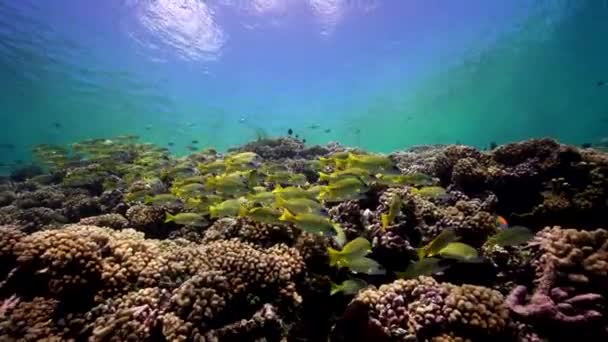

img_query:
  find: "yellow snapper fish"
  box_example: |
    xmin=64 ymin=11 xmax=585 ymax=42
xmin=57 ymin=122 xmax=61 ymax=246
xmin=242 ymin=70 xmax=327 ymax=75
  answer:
xmin=486 ymin=226 xmax=533 ymax=247
xmin=172 ymin=175 xmax=211 ymax=187
xmin=247 ymin=191 xmax=276 ymax=205
xmin=397 ymin=257 xmax=451 ymax=279
xmin=305 ymin=185 xmax=324 ymax=198
xmin=266 ymin=172 xmax=308 ymax=186
xmin=417 ymin=229 xmax=459 ymax=260
xmin=278 ymin=209 xmax=336 ymax=237
xmin=318 ymin=167 xmax=371 ymax=182
xmin=197 ymin=160 xmax=227 ymax=174
xmin=275 ymin=195 xmax=323 ymax=214
xmin=239 ymin=206 xmax=283 ymax=225
xmin=164 ymin=212 xmax=207 ymax=227
xmin=207 ymin=172 xmax=253 ymax=195
xmin=330 ymin=278 xmax=368 ymax=296
xmin=336 ymin=153 xmax=394 ymax=173
xmin=225 ymin=152 xmax=260 ymax=171
xmin=185 ymin=195 xmax=222 ymax=213
xmin=375 ymin=172 xmax=434 ymax=187
xmin=412 ymin=186 xmax=447 ymax=199
xmin=319 ymin=152 xmax=349 ymax=167
xmin=226 ymin=152 xmax=259 ymax=164
xmin=144 ymin=193 xmax=180 ymax=206
xmin=209 ymin=198 xmax=247 ymax=218
xmin=272 ymin=184 xmax=317 ymax=200
xmin=381 ymin=194 xmax=402 ymax=230
xmin=437 ymin=242 xmax=479 ymax=261
xmin=318 ymin=176 xmax=369 ymax=202
xmin=172 ymin=182 xmax=207 ymax=198
xmin=327 ymin=237 xmax=385 ymax=275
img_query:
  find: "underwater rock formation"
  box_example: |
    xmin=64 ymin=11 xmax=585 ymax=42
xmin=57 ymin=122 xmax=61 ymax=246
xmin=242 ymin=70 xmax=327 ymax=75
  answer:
xmin=0 ymin=136 xmax=607 ymax=341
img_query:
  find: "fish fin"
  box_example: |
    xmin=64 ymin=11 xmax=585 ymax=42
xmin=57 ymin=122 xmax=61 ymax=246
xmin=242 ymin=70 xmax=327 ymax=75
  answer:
xmin=272 ymin=184 xmax=284 ymax=193
xmin=330 ymin=282 xmax=341 ymax=296
xmin=333 ymin=224 xmax=346 ymax=248
xmin=278 ymin=208 xmax=295 ymax=222
xmin=381 ymin=214 xmax=390 ymax=230
xmin=164 ymin=212 xmax=175 ymax=223
xmin=318 ymin=172 xmax=330 ymax=182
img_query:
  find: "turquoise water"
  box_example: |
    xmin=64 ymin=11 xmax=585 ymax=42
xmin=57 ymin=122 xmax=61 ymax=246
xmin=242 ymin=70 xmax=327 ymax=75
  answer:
xmin=1 ymin=0 xmax=607 ymax=171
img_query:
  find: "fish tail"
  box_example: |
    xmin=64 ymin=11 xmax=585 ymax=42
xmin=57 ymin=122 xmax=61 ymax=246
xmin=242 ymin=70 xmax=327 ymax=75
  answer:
xmin=381 ymin=214 xmax=390 ymax=230
xmin=318 ymin=172 xmax=330 ymax=182
xmin=318 ymin=186 xmax=330 ymax=200
xmin=209 ymin=205 xmax=218 ymax=218
xmin=272 ymin=184 xmax=284 ymax=193
xmin=164 ymin=212 xmax=175 ymax=223
xmin=327 ymin=246 xmax=342 ymax=267
xmin=278 ymin=208 xmax=295 ymax=222
xmin=416 ymin=247 xmax=427 ymax=260
xmin=144 ymin=195 xmax=153 ymax=204
xmin=329 ymin=281 xmax=341 ymax=296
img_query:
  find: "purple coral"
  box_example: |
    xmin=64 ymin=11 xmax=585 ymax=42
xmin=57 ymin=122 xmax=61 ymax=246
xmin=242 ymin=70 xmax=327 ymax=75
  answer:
xmin=507 ymin=262 xmax=604 ymax=325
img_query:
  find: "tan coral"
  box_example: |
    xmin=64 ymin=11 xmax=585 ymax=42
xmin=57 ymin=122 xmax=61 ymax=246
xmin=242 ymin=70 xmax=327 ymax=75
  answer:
xmin=351 ymin=277 xmax=510 ymax=340
xmin=536 ymin=226 xmax=608 ymax=284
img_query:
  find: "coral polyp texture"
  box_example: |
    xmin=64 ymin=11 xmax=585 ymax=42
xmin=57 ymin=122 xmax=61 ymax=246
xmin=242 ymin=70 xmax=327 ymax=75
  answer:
xmin=1 ymin=137 xmax=607 ymax=341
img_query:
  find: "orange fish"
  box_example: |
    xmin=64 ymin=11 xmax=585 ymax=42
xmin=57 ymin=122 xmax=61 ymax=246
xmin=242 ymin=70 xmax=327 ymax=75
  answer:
xmin=496 ymin=215 xmax=508 ymax=229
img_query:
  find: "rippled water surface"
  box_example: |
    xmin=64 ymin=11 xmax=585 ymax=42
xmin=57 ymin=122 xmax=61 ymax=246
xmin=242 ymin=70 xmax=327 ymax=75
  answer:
xmin=1 ymin=0 xmax=607 ymax=170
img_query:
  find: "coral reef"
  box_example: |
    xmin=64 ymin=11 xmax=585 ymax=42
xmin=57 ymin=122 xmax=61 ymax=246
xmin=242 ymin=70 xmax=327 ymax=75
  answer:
xmin=0 ymin=136 xmax=607 ymax=341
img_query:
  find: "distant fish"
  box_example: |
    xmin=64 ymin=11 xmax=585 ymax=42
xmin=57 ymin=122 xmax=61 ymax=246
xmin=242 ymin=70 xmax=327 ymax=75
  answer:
xmin=239 ymin=117 xmax=246 ymax=123
xmin=191 ymin=140 xmax=199 ymax=144
xmin=303 ymin=138 xmax=306 ymax=143
xmin=288 ymin=128 xmax=293 ymax=135
xmin=598 ymin=80 xmax=605 ymax=87
xmin=496 ymin=215 xmax=509 ymax=229
xmin=581 ymin=143 xmax=592 ymax=148
xmin=186 ymin=145 xmax=197 ymax=151
xmin=354 ymin=128 xmax=361 ymax=134
xmin=324 ymin=129 xmax=331 ymax=133
xmin=308 ymin=124 xmax=320 ymax=129
xmin=186 ymin=122 xmax=196 ymax=127
xmin=168 ymin=142 xmax=175 ymax=147
xmin=0 ymin=143 xmax=15 ymax=149
xmin=145 ymin=124 xmax=152 ymax=130
xmin=489 ymin=141 xmax=498 ymax=150
xmin=295 ymin=134 xmax=300 ymax=138
xmin=52 ymin=122 xmax=62 ymax=128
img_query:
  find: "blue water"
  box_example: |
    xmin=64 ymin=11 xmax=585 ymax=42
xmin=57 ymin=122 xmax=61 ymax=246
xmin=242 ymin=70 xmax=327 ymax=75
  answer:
xmin=1 ymin=0 xmax=607 ymax=172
